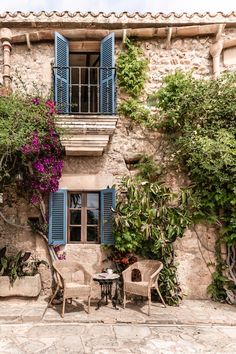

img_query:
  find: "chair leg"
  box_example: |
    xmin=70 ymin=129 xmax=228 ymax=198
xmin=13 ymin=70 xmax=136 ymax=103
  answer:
xmin=48 ymin=284 xmax=59 ymax=308
xmin=62 ymin=293 xmax=66 ymax=318
xmin=123 ymin=291 xmax=126 ymax=309
xmin=42 ymin=284 xmax=59 ymax=317
xmin=155 ymin=285 xmax=166 ymax=307
xmin=148 ymin=293 xmax=151 ymax=316
xmin=88 ymin=296 xmax=91 ymax=314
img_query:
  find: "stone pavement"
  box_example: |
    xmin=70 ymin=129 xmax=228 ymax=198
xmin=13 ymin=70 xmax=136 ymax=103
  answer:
xmin=0 ymin=322 xmax=236 ymax=353
xmin=0 ymin=297 xmax=236 ymax=326
xmin=0 ymin=299 xmax=236 ymax=353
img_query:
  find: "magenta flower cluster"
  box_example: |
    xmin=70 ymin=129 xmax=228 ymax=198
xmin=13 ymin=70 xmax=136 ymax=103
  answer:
xmin=21 ymin=99 xmax=63 ymax=205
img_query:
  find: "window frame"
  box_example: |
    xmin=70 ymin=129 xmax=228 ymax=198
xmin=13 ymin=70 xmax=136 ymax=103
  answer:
xmin=67 ymin=190 xmax=100 ymax=244
xmin=54 ymin=32 xmax=116 ymax=115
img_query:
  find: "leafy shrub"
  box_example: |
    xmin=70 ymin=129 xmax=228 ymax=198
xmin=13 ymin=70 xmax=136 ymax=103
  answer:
xmin=0 ymin=247 xmax=48 ymax=284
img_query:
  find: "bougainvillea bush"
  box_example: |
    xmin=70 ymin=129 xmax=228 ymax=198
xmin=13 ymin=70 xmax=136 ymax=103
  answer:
xmin=0 ymin=94 xmax=64 ymax=205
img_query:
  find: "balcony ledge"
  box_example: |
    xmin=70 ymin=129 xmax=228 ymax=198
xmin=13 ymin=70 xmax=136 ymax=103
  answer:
xmin=56 ymin=114 xmax=118 ymax=156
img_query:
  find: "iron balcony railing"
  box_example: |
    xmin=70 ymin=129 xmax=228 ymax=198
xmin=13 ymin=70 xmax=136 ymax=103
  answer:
xmin=53 ymin=66 xmax=116 ymax=115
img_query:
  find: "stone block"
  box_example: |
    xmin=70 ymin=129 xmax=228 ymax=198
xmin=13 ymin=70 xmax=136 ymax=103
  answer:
xmin=0 ymin=274 xmax=41 ymax=297
xmin=223 ymin=47 xmax=236 ymax=66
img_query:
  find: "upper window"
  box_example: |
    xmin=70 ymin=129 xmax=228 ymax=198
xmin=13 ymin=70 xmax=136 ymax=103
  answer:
xmin=54 ymin=32 xmax=116 ymax=115
xmin=48 ymin=188 xmax=115 ymax=246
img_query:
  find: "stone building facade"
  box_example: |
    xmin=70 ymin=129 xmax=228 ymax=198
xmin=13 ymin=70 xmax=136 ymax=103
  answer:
xmin=0 ymin=11 xmax=236 ymax=298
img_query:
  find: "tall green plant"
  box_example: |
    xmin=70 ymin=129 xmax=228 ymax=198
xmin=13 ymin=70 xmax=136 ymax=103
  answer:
xmin=113 ymin=157 xmax=192 ymax=305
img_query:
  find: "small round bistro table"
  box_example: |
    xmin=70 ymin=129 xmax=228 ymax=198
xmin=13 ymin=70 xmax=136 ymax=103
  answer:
xmin=93 ymin=273 xmax=120 ymax=310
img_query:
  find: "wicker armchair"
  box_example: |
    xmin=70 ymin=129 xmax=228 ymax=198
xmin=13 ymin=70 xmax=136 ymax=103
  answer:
xmin=122 ymin=260 xmax=166 ymax=316
xmin=48 ymin=261 xmax=92 ymax=317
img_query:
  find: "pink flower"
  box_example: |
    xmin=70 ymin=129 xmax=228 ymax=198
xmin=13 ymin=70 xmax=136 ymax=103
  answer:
xmin=32 ymin=98 xmax=40 ymax=106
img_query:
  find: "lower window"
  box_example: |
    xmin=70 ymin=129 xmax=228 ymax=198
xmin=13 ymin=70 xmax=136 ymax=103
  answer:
xmin=68 ymin=192 xmax=99 ymax=244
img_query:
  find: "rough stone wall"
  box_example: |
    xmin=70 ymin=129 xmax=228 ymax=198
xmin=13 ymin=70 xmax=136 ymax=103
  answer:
xmin=1 ymin=26 xmax=236 ymax=299
xmin=0 ymin=194 xmax=52 ymax=294
xmin=11 ymin=42 xmax=53 ymax=95
xmin=0 ymin=43 xmax=3 ymax=85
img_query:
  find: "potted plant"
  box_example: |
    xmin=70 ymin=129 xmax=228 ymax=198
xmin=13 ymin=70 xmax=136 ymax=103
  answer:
xmin=0 ymin=247 xmax=48 ymax=297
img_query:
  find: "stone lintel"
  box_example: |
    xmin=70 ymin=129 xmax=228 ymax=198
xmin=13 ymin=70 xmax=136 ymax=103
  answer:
xmin=59 ymin=173 xmax=114 ymax=190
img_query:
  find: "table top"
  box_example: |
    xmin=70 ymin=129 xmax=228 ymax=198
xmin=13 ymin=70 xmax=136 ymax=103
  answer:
xmin=93 ymin=273 xmax=120 ymax=281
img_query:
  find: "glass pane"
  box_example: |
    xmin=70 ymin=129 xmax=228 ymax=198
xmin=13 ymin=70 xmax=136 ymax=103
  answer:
xmin=70 ymin=227 xmax=81 ymax=242
xmin=70 ymin=210 xmax=81 ymax=225
xmin=87 ymin=210 xmax=99 ymax=225
xmin=70 ymin=194 xmax=81 ymax=208
xmin=87 ymin=226 xmax=98 ymax=242
xmin=87 ymin=193 xmax=99 ymax=208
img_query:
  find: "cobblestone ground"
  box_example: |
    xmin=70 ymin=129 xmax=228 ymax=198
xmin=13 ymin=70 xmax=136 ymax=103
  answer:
xmin=0 ymin=323 xmax=236 ymax=353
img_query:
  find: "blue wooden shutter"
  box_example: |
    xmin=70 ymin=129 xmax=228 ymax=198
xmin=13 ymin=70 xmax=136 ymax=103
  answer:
xmin=48 ymin=189 xmax=67 ymax=245
xmin=100 ymin=33 xmax=116 ymax=114
xmin=54 ymin=32 xmax=69 ymax=113
xmin=100 ymin=188 xmax=116 ymax=245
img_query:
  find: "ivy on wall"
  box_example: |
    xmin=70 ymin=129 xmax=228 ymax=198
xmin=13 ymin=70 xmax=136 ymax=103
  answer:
xmin=117 ymin=37 xmax=148 ymax=97
xmin=117 ymin=38 xmax=151 ymax=125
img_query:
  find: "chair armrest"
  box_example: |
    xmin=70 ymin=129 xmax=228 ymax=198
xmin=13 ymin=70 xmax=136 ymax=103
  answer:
xmin=83 ymin=270 xmax=92 ymax=285
xmin=54 ymin=269 xmax=65 ymax=288
xmin=149 ymin=263 xmax=163 ymax=286
xmin=150 ymin=263 xmax=163 ymax=279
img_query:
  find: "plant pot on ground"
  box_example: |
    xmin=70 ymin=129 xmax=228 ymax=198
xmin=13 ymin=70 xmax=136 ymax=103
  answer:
xmin=0 ymin=247 xmax=48 ymax=297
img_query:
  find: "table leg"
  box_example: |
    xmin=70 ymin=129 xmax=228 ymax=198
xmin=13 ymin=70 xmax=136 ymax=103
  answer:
xmin=112 ymin=279 xmax=119 ymax=310
xmin=96 ymin=282 xmax=106 ymax=310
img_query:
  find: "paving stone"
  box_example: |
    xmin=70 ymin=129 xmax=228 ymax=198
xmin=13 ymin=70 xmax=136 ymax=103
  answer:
xmin=55 ymin=335 xmax=84 ymax=353
xmin=20 ymin=338 xmax=50 ymax=353
xmin=114 ymin=325 xmax=151 ymax=339
xmin=83 ymin=335 xmax=118 ymax=350
xmin=27 ymin=324 xmax=86 ymax=337
xmin=93 ymin=350 xmax=133 ymax=354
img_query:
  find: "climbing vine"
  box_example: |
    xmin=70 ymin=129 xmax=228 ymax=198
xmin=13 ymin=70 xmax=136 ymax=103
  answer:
xmin=117 ymin=38 xmax=148 ymax=97
xmin=117 ymin=38 xmax=151 ymax=125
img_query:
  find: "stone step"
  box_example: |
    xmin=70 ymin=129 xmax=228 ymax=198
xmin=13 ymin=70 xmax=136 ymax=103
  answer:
xmin=65 ymin=146 xmax=104 ymax=156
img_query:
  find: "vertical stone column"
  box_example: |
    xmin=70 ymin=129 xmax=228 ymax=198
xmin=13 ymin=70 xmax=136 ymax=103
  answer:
xmin=210 ymin=40 xmax=223 ymax=78
xmin=209 ymin=24 xmax=225 ymax=78
xmin=0 ymin=28 xmax=12 ymax=89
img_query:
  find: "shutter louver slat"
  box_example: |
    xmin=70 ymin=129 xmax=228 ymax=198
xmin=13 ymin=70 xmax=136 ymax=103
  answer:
xmin=49 ymin=190 xmax=67 ymax=245
xmin=100 ymin=188 xmax=115 ymax=245
xmin=54 ymin=32 xmax=69 ymax=114
xmin=100 ymin=33 xmax=116 ymax=115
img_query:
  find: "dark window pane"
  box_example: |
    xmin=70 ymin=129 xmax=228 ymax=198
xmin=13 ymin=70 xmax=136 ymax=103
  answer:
xmin=70 ymin=210 xmax=81 ymax=225
xmin=70 ymin=194 xmax=81 ymax=208
xmin=70 ymin=227 xmax=81 ymax=242
xmin=87 ymin=227 xmax=98 ymax=242
xmin=87 ymin=193 xmax=99 ymax=208
xmin=87 ymin=210 xmax=99 ymax=225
